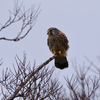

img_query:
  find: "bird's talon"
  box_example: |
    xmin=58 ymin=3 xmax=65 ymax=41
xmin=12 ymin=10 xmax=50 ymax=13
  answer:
xmin=58 ymin=51 xmax=61 ymax=56
xmin=54 ymin=51 xmax=56 ymax=56
xmin=54 ymin=51 xmax=61 ymax=56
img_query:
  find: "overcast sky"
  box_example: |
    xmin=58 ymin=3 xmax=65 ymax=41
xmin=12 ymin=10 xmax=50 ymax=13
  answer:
xmin=0 ymin=0 xmax=100 ymax=92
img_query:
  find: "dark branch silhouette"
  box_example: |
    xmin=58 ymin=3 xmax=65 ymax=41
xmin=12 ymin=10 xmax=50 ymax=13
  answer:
xmin=0 ymin=53 xmax=68 ymax=100
xmin=0 ymin=58 xmax=3 ymax=66
xmin=0 ymin=1 xmax=40 ymax=42
xmin=7 ymin=55 xmax=55 ymax=100
xmin=64 ymin=59 xmax=100 ymax=100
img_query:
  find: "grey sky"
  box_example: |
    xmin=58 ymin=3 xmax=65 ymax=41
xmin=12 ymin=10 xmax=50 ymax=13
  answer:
xmin=0 ymin=0 xmax=100 ymax=92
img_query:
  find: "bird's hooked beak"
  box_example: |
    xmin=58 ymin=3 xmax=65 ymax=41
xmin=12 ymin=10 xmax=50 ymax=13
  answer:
xmin=47 ymin=30 xmax=50 ymax=35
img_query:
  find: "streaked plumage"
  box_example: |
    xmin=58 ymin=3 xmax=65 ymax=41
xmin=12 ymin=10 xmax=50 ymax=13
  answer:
xmin=47 ymin=27 xmax=69 ymax=69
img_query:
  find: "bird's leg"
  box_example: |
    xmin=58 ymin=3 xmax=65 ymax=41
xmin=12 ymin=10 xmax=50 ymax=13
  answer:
xmin=54 ymin=51 xmax=61 ymax=56
xmin=54 ymin=51 xmax=57 ymax=56
xmin=58 ymin=51 xmax=61 ymax=56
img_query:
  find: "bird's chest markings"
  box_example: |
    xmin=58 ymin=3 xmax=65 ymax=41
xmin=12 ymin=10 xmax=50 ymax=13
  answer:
xmin=52 ymin=39 xmax=59 ymax=47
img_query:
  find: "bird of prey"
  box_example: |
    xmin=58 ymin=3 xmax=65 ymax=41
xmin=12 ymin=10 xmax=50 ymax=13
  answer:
xmin=47 ymin=27 xmax=69 ymax=69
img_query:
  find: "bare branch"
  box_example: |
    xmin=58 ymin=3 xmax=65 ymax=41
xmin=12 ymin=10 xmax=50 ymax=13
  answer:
xmin=0 ymin=53 xmax=68 ymax=99
xmin=65 ymin=75 xmax=79 ymax=100
xmin=0 ymin=58 xmax=3 ymax=66
xmin=65 ymin=59 xmax=100 ymax=100
xmin=0 ymin=1 xmax=41 ymax=42
xmin=85 ymin=57 xmax=100 ymax=73
xmin=0 ymin=52 xmax=62 ymax=100
xmin=85 ymin=76 xmax=100 ymax=100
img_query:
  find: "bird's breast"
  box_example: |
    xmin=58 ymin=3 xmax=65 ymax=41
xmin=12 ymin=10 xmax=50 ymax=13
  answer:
xmin=48 ymin=36 xmax=66 ymax=56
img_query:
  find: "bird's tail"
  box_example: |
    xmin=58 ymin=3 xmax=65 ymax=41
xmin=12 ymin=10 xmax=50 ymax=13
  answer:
xmin=55 ymin=56 xmax=68 ymax=69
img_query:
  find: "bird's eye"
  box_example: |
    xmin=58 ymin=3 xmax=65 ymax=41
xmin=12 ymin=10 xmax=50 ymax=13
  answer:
xmin=50 ymin=30 xmax=53 ymax=35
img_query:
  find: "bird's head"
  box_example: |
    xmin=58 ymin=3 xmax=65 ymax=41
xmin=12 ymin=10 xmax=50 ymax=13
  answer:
xmin=47 ymin=27 xmax=59 ymax=36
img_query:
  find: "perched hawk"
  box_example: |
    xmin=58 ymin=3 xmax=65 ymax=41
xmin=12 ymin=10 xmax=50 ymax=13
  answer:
xmin=47 ymin=27 xmax=69 ymax=69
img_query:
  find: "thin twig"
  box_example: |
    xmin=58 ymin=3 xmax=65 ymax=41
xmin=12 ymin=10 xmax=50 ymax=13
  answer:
xmin=7 ymin=55 xmax=56 ymax=100
xmin=0 ymin=1 xmax=41 ymax=42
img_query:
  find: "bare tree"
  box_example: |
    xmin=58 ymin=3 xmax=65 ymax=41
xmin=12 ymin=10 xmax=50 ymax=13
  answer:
xmin=64 ymin=60 xmax=100 ymax=100
xmin=0 ymin=53 xmax=68 ymax=100
xmin=0 ymin=1 xmax=40 ymax=41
